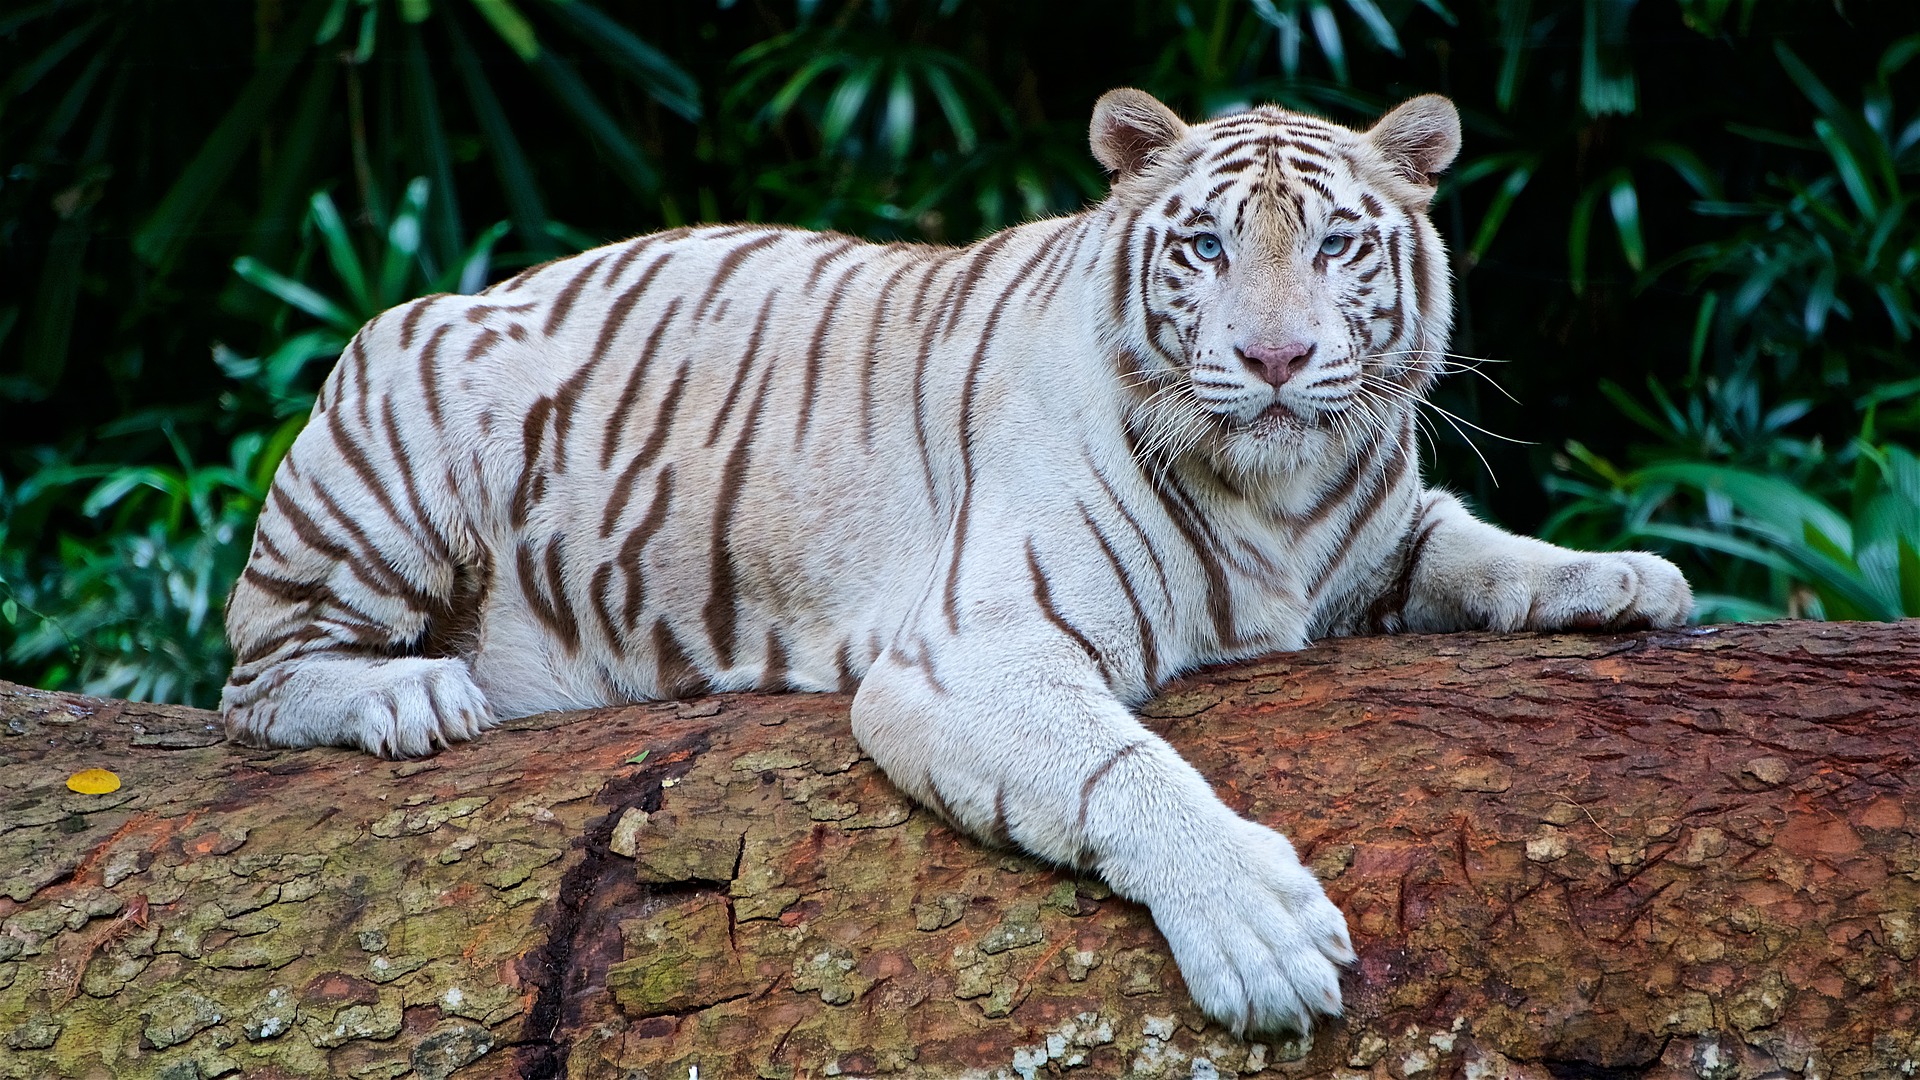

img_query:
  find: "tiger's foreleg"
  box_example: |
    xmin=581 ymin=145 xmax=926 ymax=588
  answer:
xmin=851 ymin=617 xmax=1354 ymax=1036
xmin=1390 ymin=490 xmax=1694 ymax=632
xmin=221 ymin=314 xmax=497 ymax=758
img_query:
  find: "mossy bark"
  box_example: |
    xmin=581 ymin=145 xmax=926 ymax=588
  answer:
xmin=2 ymin=621 xmax=1917 ymax=1079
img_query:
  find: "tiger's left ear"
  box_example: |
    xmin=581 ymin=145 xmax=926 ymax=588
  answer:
xmin=1090 ymin=88 xmax=1189 ymax=179
xmin=1367 ymin=95 xmax=1461 ymax=198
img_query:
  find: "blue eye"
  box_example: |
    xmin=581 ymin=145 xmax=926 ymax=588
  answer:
xmin=1320 ymin=233 xmax=1352 ymax=258
xmin=1192 ymin=233 xmax=1222 ymax=260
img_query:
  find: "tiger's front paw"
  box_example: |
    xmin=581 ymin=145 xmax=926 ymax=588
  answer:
xmin=1146 ymin=817 xmax=1354 ymax=1036
xmin=224 ymin=656 xmax=495 ymax=758
xmin=1519 ymin=550 xmax=1693 ymax=632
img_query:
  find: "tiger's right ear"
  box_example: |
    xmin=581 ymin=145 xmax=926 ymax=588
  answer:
xmin=1090 ymin=89 xmax=1188 ymax=179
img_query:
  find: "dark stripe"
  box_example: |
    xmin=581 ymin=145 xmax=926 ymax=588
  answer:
xmin=860 ymin=261 xmax=916 ymax=448
xmin=801 ymin=237 xmax=861 ymax=292
xmin=509 ymin=397 xmax=554 ymax=530
xmin=1078 ymin=504 xmax=1159 ymax=685
xmin=399 ymin=294 xmax=447 ymax=349
xmin=418 ymin=324 xmax=453 ymax=429
xmin=618 ymin=466 xmax=676 ymax=628
xmin=1308 ymin=426 xmax=1416 ymax=603
xmin=1139 ymin=459 xmax=1239 ymax=650
xmin=603 ymin=227 xmax=691 ymax=284
xmin=600 ymin=362 xmax=691 ymax=538
xmin=1086 ymin=450 xmax=1172 ymax=605
xmin=542 ymin=253 xmax=609 ymax=337
xmin=693 ymin=233 xmax=784 ymax=321
xmin=514 ymin=537 xmax=581 ymax=651
xmin=1078 ymin=741 xmax=1146 ymax=832
xmin=761 ymin=627 xmax=790 ymax=689
xmin=706 ymin=292 xmax=777 ymax=448
xmin=702 ymin=363 xmax=779 ymax=667
xmin=599 ymin=297 xmax=685 ymax=469
xmin=1108 ymin=211 xmax=1140 ymax=323
xmin=941 ymin=238 xmax=1057 ymax=631
xmin=1367 ymin=496 xmax=1441 ymax=632
xmin=490 ymin=258 xmax=558 ymax=294
xmin=940 ymin=230 xmax=1016 ymax=338
xmin=1026 ymin=540 xmax=1107 ymax=682
xmin=988 ymin=787 xmax=1013 ymax=848
xmin=651 ymin=619 xmax=702 ymax=696
xmin=464 ymin=328 xmax=502 ymax=363
xmin=796 ymin=260 xmax=862 ymax=447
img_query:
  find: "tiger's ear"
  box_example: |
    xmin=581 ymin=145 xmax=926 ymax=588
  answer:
xmin=1367 ymin=94 xmax=1461 ymax=196
xmin=1090 ymin=88 xmax=1188 ymax=179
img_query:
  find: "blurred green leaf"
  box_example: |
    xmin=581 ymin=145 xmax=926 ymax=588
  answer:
xmin=233 ymin=256 xmax=363 ymax=333
xmin=1608 ymin=172 xmax=1645 ymax=272
xmin=471 ymin=0 xmax=539 ymax=60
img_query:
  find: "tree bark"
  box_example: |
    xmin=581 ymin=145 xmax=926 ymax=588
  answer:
xmin=1 ymin=620 xmax=1916 ymax=1080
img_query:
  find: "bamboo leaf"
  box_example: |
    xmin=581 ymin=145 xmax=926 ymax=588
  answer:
xmin=883 ymin=67 xmax=917 ymax=160
xmin=1308 ymin=2 xmax=1348 ymax=84
xmin=0 ymin=15 xmax=106 ymax=111
xmin=765 ymin=54 xmax=841 ymax=126
xmin=1494 ymin=0 xmax=1530 ymax=112
xmin=437 ymin=220 xmax=513 ymax=295
xmin=533 ymin=50 xmax=659 ymax=196
xmin=448 ymin=15 xmax=554 ymax=257
xmin=1567 ymin=181 xmax=1603 ymax=293
xmin=1608 ymin=172 xmax=1645 ymax=272
xmin=919 ymin=65 xmax=976 ymax=153
xmin=819 ymin=60 xmax=880 ymax=153
xmin=316 ymin=0 xmax=350 ymax=43
xmin=1414 ymin=0 xmax=1459 ymax=27
xmin=379 ymin=178 xmax=431 ymax=306
xmin=1469 ymin=163 xmax=1534 ymax=262
xmin=546 ymin=1 xmax=703 ymax=122
xmin=402 ymin=24 xmax=463 ymax=275
xmin=1773 ymin=40 xmax=1849 ymax=127
xmin=134 ymin=0 xmax=323 ymax=269
xmin=1341 ymin=0 xmax=1402 ymax=56
xmin=1813 ymin=118 xmax=1879 ymax=218
xmin=470 ymin=0 xmax=539 ymax=60
xmin=1635 ymin=462 xmax=1853 ymax=553
xmin=233 ymin=256 xmax=363 ymax=333
xmin=1579 ymin=0 xmax=1637 ymax=116
xmin=82 ymin=469 xmax=183 ymax=518
xmin=1644 ymin=141 xmax=1722 ymax=200
xmin=307 ymin=192 xmax=373 ymax=314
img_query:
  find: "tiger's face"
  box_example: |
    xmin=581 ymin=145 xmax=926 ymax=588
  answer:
xmin=1092 ymin=90 xmax=1460 ymax=468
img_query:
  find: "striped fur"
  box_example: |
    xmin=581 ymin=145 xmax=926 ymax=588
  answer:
xmin=222 ymin=90 xmax=1691 ymax=1034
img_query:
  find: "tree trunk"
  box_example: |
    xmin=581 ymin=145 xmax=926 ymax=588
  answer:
xmin=2 ymin=620 xmax=1916 ymax=1080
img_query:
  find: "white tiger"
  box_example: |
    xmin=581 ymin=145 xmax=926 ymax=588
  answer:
xmin=222 ymin=88 xmax=1692 ymax=1034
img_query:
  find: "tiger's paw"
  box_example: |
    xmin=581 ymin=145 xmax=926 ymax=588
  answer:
xmin=1518 ymin=550 xmax=1694 ymax=632
xmin=1147 ymin=817 xmax=1354 ymax=1036
xmin=224 ymin=656 xmax=495 ymax=758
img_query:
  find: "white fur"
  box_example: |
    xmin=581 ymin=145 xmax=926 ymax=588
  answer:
xmin=222 ymin=90 xmax=1691 ymax=1036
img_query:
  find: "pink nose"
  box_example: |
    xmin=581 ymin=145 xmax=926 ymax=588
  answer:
xmin=1237 ymin=342 xmax=1315 ymax=388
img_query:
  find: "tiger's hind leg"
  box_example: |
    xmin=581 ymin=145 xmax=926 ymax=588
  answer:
xmin=222 ymin=304 xmax=501 ymax=758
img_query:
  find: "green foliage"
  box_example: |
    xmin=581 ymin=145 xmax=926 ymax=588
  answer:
xmin=1542 ymin=34 xmax=1920 ymax=622
xmin=5 ymin=2 xmax=1920 ymax=703
xmin=0 ymin=179 xmax=511 ymax=704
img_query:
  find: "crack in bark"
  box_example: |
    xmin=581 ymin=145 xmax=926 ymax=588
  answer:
xmin=515 ymin=731 xmax=708 ymax=1079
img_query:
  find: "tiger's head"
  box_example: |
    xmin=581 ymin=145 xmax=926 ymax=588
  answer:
xmin=1090 ymin=88 xmax=1460 ymax=474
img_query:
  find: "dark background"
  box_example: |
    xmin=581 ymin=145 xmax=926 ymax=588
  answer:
xmin=3 ymin=0 xmax=1916 ymax=704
